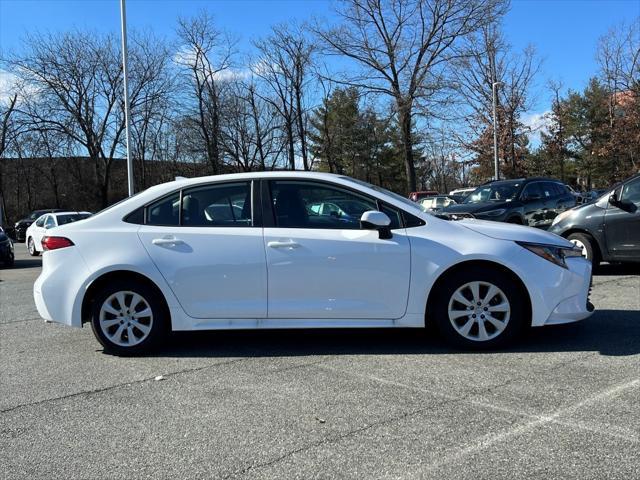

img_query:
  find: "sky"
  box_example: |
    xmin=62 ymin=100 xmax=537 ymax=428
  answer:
xmin=1 ymin=0 xmax=639 ymax=126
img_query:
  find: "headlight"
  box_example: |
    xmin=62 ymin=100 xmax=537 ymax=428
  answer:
xmin=516 ymin=241 xmax=583 ymax=269
xmin=481 ymin=208 xmax=506 ymax=217
xmin=552 ymin=209 xmax=573 ymax=226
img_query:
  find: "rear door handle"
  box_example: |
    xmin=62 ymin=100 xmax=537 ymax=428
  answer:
xmin=267 ymin=240 xmax=300 ymax=249
xmin=152 ymin=236 xmax=184 ymax=247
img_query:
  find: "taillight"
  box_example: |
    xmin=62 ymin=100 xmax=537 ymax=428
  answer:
xmin=42 ymin=236 xmax=75 ymax=251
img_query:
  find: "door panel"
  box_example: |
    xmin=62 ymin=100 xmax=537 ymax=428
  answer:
xmin=138 ymin=181 xmax=267 ymax=319
xmin=264 ymin=227 xmax=411 ymax=319
xmin=521 ymin=183 xmax=545 ymax=227
xmin=138 ymin=226 xmax=267 ymax=318
xmin=264 ymin=180 xmax=411 ymax=319
xmin=605 ymin=178 xmax=640 ymax=259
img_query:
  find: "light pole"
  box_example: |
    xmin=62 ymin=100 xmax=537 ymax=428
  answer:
xmin=120 ymin=0 xmax=134 ymax=196
xmin=492 ymin=81 xmax=502 ymax=181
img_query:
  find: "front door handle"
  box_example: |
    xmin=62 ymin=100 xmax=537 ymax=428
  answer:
xmin=267 ymin=240 xmax=300 ymax=249
xmin=152 ymin=236 xmax=184 ymax=247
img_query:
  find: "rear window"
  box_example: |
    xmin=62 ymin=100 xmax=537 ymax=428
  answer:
xmin=57 ymin=214 xmax=91 ymax=226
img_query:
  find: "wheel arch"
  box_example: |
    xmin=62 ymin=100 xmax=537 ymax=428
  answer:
xmin=80 ymin=270 xmax=171 ymax=326
xmin=560 ymin=228 xmax=604 ymax=260
xmin=425 ymin=259 xmax=532 ymax=327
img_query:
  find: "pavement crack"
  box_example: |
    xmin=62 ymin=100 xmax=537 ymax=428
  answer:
xmin=0 ymin=357 xmax=249 ymax=414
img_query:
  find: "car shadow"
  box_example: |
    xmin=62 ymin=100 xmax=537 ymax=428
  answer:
xmin=593 ymin=263 xmax=640 ymax=276
xmin=148 ymin=309 xmax=640 ymax=359
xmin=8 ymin=258 xmax=42 ymax=270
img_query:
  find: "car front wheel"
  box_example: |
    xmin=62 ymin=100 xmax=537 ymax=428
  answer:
xmin=28 ymin=238 xmax=40 ymax=256
xmin=433 ymin=267 xmax=527 ymax=349
xmin=567 ymin=232 xmax=599 ymax=265
xmin=90 ymin=281 xmax=168 ymax=355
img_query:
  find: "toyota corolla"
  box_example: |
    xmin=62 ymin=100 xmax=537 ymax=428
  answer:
xmin=34 ymin=172 xmax=594 ymax=355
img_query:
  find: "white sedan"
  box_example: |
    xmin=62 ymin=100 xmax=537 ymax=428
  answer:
xmin=26 ymin=211 xmax=92 ymax=256
xmin=34 ymin=172 xmax=593 ymax=355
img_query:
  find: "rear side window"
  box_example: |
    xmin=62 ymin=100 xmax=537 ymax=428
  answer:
xmin=44 ymin=216 xmax=56 ymax=228
xmin=147 ymin=193 xmax=180 ymax=226
xmin=182 ymin=182 xmax=251 ymax=227
xmin=35 ymin=216 xmax=46 ymax=227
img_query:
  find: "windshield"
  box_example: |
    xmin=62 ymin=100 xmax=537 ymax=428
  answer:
xmin=341 ymin=177 xmax=428 ymax=213
xmin=464 ymin=183 xmax=521 ymax=203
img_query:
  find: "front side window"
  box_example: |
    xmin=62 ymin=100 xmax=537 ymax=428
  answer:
xmin=621 ymin=177 xmax=640 ymax=205
xmin=182 ymin=182 xmax=251 ymax=227
xmin=270 ymin=181 xmax=377 ymax=229
xmin=147 ymin=193 xmax=180 ymax=226
xmin=521 ymin=182 xmax=542 ymax=200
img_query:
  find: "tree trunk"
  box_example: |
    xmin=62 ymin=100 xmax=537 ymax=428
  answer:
xmin=398 ymin=101 xmax=416 ymax=193
xmin=286 ymin=120 xmax=296 ymax=170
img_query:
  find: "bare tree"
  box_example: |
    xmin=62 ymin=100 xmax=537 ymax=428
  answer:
xmin=176 ymin=12 xmax=235 ymax=174
xmin=253 ymin=23 xmax=316 ymax=170
xmin=451 ymin=24 xmax=539 ymax=178
xmin=8 ymin=30 xmax=172 ymax=207
xmin=315 ymin=0 xmax=507 ymax=191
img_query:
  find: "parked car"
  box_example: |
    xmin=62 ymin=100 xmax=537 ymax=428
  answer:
xmin=14 ymin=209 xmax=66 ymax=242
xmin=581 ymin=188 xmax=609 ymax=204
xmin=419 ymin=195 xmax=457 ymax=213
xmin=34 ymin=172 xmax=593 ymax=355
xmin=443 ymin=178 xmax=576 ymax=228
xmin=565 ymin=184 xmax=587 ymax=204
xmin=0 ymin=227 xmax=14 ymax=267
xmin=550 ymin=174 xmax=640 ymax=265
xmin=408 ymin=190 xmax=438 ymax=202
xmin=448 ymin=187 xmax=476 ymax=203
xmin=26 ymin=211 xmax=92 ymax=256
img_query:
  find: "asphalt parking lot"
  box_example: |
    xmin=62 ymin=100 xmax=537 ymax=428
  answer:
xmin=1 ymin=244 xmax=639 ymax=479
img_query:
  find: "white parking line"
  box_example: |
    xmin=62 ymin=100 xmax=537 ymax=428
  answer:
xmin=320 ymin=364 xmax=639 ymax=450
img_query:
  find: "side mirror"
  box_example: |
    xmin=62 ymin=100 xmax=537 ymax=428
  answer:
xmin=609 ymin=190 xmax=636 ymax=213
xmin=360 ymin=210 xmax=392 ymax=239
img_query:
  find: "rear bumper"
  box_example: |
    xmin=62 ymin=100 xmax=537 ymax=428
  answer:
xmin=34 ymin=247 xmax=91 ymax=327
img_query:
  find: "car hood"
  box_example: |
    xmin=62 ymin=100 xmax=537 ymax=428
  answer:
xmin=444 ymin=201 xmax=512 ymax=214
xmin=458 ymin=219 xmax=572 ymax=247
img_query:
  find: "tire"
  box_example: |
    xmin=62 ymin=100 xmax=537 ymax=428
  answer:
xmin=4 ymin=253 xmax=14 ymax=268
xmin=28 ymin=238 xmax=40 ymax=256
xmin=506 ymin=217 xmax=522 ymax=224
xmin=433 ymin=266 xmax=527 ymax=349
xmin=567 ymin=232 xmax=599 ymax=265
xmin=90 ymin=280 xmax=168 ymax=356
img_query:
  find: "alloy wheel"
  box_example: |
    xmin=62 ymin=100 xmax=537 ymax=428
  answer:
xmin=569 ymin=239 xmax=588 ymax=259
xmin=447 ymin=281 xmax=511 ymax=342
xmin=99 ymin=291 xmax=154 ymax=347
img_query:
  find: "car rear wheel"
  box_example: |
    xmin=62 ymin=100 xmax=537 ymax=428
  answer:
xmin=28 ymin=238 xmax=40 ymax=256
xmin=433 ymin=267 xmax=527 ymax=349
xmin=567 ymin=233 xmax=599 ymax=265
xmin=90 ymin=281 xmax=168 ymax=356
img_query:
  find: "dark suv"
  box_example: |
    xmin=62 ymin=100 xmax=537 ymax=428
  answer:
xmin=13 ymin=209 xmax=65 ymax=242
xmin=443 ymin=178 xmax=576 ymax=228
xmin=549 ymin=174 xmax=640 ymax=265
